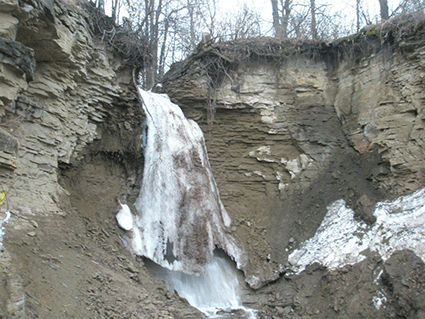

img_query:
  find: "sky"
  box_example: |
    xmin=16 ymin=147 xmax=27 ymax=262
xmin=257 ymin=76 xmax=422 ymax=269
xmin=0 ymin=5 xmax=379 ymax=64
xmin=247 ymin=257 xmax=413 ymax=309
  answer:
xmin=104 ymin=0 xmax=403 ymax=67
xmin=106 ymin=0 xmax=402 ymax=38
xmin=219 ymin=0 xmax=400 ymax=17
xmin=218 ymin=0 xmax=401 ymax=36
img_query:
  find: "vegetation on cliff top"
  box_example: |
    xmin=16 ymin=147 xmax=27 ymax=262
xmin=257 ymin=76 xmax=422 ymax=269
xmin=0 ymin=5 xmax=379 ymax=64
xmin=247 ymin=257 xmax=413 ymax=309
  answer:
xmin=81 ymin=1 xmax=149 ymax=72
xmin=86 ymin=0 xmax=425 ymax=90
xmin=82 ymin=0 xmax=425 ymax=121
xmin=158 ymin=12 xmax=425 ymax=126
xmin=164 ymin=12 xmax=425 ymax=76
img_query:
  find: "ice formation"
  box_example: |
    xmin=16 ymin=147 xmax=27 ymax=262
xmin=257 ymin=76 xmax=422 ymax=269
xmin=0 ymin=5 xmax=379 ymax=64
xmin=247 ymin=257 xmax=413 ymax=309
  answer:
xmin=0 ymin=211 xmax=11 ymax=256
xmin=372 ymin=290 xmax=387 ymax=310
xmin=130 ymin=89 xmax=245 ymax=274
xmin=116 ymin=202 xmax=134 ymax=231
xmin=289 ymin=187 xmax=425 ymax=274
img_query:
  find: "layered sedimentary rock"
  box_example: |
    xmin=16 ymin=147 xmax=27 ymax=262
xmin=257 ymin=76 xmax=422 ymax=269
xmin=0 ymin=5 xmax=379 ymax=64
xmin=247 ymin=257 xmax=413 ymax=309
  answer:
xmin=0 ymin=0 xmax=142 ymax=215
xmin=0 ymin=1 xmax=150 ymax=318
xmin=161 ymin=21 xmax=425 ymax=288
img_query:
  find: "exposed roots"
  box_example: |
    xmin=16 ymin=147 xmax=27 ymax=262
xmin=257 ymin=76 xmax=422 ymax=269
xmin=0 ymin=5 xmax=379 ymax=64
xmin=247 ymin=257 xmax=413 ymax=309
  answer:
xmin=161 ymin=13 xmax=425 ymax=127
xmin=81 ymin=1 xmax=150 ymax=71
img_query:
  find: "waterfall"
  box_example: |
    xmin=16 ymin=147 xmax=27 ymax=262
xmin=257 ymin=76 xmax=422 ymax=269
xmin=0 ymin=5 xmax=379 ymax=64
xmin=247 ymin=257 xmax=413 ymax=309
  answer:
xmin=147 ymin=251 xmax=256 ymax=318
xmin=117 ymin=89 xmax=252 ymax=316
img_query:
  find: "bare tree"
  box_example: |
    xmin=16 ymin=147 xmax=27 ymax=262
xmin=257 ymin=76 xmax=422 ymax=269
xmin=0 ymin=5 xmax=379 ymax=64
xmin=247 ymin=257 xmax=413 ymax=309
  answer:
xmin=282 ymin=0 xmax=292 ymax=38
xmin=218 ymin=4 xmax=262 ymax=40
xmin=310 ymin=0 xmax=317 ymax=39
xmin=290 ymin=7 xmax=310 ymax=38
xmin=95 ymin=0 xmax=105 ymax=13
xmin=271 ymin=0 xmax=292 ymax=38
xmin=197 ymin=0 xmax=217 ymax=37
xmin=271 ymin=0 xmax=282 ymax=37
xmin=123 ymin=0 xmax=185 ymax=88
xmin=111 ymin=0 xmax=121 ymax=23
xmin=393 ymin=0 xmax=425 ymax=16
xmin=353 ymin=0 xmax=373 ymax=31
xmin=379 ymin=0 xmax=389 ymax=20
xmin=187 ymin=0 xmax=196 ymax=49
xmin=356 ymin=0 xmax=361 ymax=32
xmin=270 ymin=0 xmax=335 ymax=40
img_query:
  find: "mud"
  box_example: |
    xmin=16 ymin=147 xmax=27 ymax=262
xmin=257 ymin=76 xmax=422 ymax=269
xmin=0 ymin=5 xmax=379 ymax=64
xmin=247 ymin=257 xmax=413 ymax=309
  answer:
xmin=1 ymin=151 xmax=203 ymax=318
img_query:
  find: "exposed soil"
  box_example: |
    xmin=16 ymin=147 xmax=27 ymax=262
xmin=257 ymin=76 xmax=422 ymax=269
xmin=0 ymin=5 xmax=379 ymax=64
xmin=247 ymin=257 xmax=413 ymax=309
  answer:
xmin=249 ymin=249 xmax=425 ymax=319
xmin=1 ymin=151 xmax=203 ymax=319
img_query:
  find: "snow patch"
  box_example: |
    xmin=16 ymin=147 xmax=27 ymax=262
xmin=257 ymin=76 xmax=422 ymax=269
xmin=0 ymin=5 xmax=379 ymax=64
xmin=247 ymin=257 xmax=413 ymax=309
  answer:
xmin=249 ymin=146 xmax=275 ymax=163
xmin=0 ymin=211 xmax=11 ymax=256
xmin=372 ymin=290 xmax=387 ymax=310
xmin=289 ymin=187 xmax=425 ymax=274
xmin=281 ymin=154 xmax=312 ymax=179
xmin=115 ymin=202 xmax=134 ymax=231
xmin=260 ymin=109 xmax=277 ymax=124
xmin=276 ymin=172 xmax=288 ymax=192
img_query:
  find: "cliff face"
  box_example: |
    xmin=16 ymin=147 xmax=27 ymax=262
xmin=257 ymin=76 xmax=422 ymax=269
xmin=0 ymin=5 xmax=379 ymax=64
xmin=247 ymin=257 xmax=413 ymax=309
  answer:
xmin=1 ymin=1 xmax=425 ymax=317
xmin=0 ymin=1 xmax=204 ymax=318
xmin=161 ymin=23 xmax=425 ymax=288
xmin=0 ymin=0 xmax=143 ymax=213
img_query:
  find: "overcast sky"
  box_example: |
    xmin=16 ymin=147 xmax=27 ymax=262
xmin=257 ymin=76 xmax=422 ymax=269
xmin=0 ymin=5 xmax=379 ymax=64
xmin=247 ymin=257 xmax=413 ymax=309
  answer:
xmin=107 ymin=0 xmax=401 ymax=36
xmin=106 ymin=0 xmax=403 ymax=41
xmin=218 ymin=0 xmax=401 ymax=36
xmin=219 ymin=0 xmax=400 ymax=17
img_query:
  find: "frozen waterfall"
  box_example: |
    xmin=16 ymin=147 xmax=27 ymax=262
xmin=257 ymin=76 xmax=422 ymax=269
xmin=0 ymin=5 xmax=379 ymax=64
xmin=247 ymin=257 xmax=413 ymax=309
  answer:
xmin=130 ymin=89 xmax=245 ymax=274
xmin=117 ymin=89 xmax=252 ymax=316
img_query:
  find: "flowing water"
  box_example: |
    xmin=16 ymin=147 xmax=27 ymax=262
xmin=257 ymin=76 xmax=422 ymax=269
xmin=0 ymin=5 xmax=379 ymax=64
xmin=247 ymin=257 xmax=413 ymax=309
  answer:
xmin=146 ymin=251 xmax=257 ymax=318
xmin=117 ymin=88 xmax=425 ymax=316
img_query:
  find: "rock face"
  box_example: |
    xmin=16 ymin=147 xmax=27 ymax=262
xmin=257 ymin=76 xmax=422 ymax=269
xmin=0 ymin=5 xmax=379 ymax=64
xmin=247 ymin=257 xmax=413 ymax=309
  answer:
xmin=0 ymin=1 xmax=202 ymax=318
xmin=161 ymin=24 xmax=425 ymax=288
xmin=1 ymin=0 xmax=425 ymax=317
xmin=0 ymin=0 xmax=143 ymax=214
